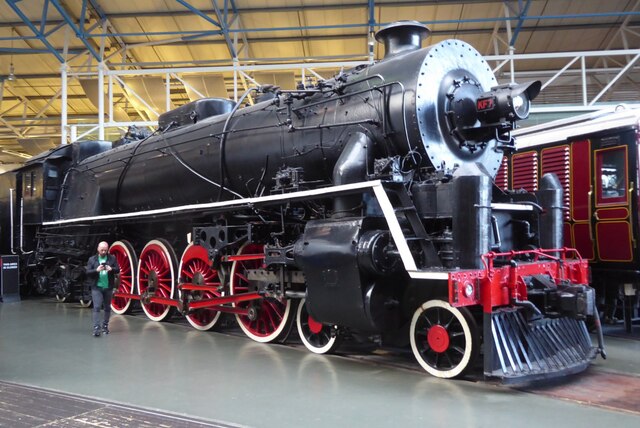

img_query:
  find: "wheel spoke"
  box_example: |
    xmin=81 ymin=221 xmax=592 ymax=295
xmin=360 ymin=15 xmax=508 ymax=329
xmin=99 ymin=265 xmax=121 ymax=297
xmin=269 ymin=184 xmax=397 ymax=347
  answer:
xmin=423 ymin=313 xmax=434 ymax=328
xmin=267 ymin=303 xmax=283 ymax=329
xmin=442 ymin=311 xmax=456 ymax=329
xmin=265 ymin=300 xmax=283 ymax=320
xmin=319 ymin=330 xmax=331 ymax=343
xmin=235 ymin=272 xmax=250 ymax=283
xmin=449 ymin=345 xmax=465 ymax=356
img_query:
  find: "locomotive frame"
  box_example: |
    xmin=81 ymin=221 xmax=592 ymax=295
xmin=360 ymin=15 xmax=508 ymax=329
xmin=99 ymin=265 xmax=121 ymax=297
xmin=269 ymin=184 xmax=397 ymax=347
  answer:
xmin=0 ymin=21 xmax=603 ymax=382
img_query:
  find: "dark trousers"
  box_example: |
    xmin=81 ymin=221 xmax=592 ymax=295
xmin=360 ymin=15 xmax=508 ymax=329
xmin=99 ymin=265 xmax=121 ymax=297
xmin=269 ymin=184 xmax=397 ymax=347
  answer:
xmin=91 ymin=286 xmax=113 ymax=328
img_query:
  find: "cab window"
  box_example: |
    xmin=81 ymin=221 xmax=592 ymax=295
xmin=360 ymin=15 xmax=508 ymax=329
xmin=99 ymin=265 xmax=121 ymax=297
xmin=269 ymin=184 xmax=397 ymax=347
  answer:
xmin=596 ymin=146 xmax=627 ymax=205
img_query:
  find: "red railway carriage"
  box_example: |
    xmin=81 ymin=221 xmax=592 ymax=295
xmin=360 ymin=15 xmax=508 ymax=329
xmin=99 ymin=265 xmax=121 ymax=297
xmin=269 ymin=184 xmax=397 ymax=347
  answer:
xmin=506 ymin=106 xmax=640 ymax=331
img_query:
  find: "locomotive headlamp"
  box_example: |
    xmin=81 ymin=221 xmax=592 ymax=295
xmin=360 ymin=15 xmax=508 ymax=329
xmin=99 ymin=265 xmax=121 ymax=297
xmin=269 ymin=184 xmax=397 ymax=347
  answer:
xmin=476 ymin=80 xmax=541 ymax=124
xmin=445 ymin=79 xmax=541 ymax=148
xmin=512 ymin=93 xmax=529 ymax=119
xmin=463 ymin=282 xmax=474 ymax=298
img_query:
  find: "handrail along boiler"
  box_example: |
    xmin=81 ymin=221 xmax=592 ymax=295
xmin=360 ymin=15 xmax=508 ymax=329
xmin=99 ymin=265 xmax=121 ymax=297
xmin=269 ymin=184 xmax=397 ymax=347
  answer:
xmin=0 ymin=21 xmax=603 ymax=381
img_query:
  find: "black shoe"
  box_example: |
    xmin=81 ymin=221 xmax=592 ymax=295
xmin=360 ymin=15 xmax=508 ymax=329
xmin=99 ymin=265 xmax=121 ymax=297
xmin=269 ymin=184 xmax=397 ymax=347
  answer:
xmin=93 ymin=327 xmax=101 ymax=337
xmin=102 ymin=324 xmax=109 ymax=335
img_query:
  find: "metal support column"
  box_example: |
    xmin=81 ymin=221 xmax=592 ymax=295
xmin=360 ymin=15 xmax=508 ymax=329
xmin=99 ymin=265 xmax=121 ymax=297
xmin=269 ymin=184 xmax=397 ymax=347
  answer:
xmin=61 ymin=62 xmax=68 ymax=144
xmin=98 ymin=61 xmax=105 ymax=140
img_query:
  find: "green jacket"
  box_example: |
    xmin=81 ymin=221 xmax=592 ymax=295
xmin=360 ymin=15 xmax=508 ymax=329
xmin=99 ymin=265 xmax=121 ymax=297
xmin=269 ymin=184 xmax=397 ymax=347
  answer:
xmin=85 ymin=254 xmax=120 ymax=289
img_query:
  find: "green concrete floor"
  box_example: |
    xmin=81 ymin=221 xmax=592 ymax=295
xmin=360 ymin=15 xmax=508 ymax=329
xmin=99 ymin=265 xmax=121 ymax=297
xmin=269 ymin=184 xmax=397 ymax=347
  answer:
xmin=1 ymin=299 xmax=639 ymax=428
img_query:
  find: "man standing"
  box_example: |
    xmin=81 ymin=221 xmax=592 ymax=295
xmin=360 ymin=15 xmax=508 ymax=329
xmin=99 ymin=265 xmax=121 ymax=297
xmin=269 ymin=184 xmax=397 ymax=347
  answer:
xmin=85 ymin=241 xmax=120 ymax=337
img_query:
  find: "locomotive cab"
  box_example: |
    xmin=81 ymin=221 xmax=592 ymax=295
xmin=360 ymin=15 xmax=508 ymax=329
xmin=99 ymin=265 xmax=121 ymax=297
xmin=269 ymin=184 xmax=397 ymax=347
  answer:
xmin=16 ymin=140 xmax=113 ymax=224
xmin=6 ymin=140 xmax=113 ymax=300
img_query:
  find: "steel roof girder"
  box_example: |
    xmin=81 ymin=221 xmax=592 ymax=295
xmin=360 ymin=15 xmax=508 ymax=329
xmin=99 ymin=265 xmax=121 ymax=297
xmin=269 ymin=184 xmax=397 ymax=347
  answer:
xmin=368 ymin=0 xmax=376 ymax=30
xmin=80 ymin=0 xmax=87 ymax=34
xmin=227 ymin=0 xmax=250 ymax=60
xmin=40 ymin=0 xmax=49 ymax=34
xmin=508 ymin=0 xmax=532 ymax=47
xmin=6 ymin=0 xmax=65 ymax=62
xmin=589 ymin=53 xmax=640 ymax=105
xmin=211 ymin=0 xmax=237 ymax=59
xmin=176 ymin=0 xmax=221 ymax=28
xmin=44 ymin=21 xmax=66 ymax=38
xmin=0 ymin=47 xmax=81 ymax=54
xmin=368 ymin=0 xmax=376 ymax=61
xmin=48 ymin=0 xmax=101 ymax=61
xmin=21 ymin=88 xmax=62 ymax=137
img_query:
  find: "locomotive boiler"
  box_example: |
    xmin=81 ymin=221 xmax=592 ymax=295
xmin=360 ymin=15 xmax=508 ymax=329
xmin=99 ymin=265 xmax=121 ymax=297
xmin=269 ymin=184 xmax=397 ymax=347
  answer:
xmin=0 ymin=21 xmax=604 ymax=381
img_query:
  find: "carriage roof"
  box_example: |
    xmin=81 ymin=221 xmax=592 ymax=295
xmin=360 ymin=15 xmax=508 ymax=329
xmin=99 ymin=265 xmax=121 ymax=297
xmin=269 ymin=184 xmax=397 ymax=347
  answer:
xmin=513 ymin=105 xmax=640 ymax=150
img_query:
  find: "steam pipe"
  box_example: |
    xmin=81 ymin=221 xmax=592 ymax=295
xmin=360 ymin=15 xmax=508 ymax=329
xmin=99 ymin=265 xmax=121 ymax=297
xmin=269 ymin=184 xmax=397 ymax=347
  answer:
xmin=538 ymin=173 xmax=563 ymax=253
xmin=332 ymin=130 xmax=373 ymax=217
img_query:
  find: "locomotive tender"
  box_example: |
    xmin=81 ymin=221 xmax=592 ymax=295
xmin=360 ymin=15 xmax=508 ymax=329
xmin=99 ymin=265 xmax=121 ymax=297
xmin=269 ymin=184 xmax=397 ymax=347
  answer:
xmin=0 ymin=21 xmax=603 ymax=381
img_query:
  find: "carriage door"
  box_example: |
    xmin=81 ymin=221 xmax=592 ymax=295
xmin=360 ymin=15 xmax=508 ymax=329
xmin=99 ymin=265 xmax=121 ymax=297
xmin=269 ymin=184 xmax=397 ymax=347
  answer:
xmin=570 ymin=140 xmax=594 ymax=259
xmin=593 ymin=140 xmax=633 ymax=263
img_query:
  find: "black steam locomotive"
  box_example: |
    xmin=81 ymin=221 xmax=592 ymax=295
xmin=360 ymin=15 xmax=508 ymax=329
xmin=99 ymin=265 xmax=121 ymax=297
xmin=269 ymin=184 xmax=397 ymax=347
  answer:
xmin=0 ymin=21 xmax=604 ymax=381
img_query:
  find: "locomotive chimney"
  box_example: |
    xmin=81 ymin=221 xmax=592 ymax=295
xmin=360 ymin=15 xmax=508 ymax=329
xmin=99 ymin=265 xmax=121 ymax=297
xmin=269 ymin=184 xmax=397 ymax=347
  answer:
xmin=375 ymin=20 xmax=430 ymax=58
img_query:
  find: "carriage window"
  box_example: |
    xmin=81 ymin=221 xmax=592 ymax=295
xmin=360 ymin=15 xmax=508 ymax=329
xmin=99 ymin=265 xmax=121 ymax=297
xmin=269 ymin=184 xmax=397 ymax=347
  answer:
xmin=596 ymin=147 xmax=627 ymax=204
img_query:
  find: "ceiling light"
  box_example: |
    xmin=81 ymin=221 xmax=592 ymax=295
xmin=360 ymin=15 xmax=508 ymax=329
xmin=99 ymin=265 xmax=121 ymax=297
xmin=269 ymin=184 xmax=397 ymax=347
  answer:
xmin=8 ymin=28 xmax=16 ymax=82
xmin=7 ymin=64 xmax=15 ymax=82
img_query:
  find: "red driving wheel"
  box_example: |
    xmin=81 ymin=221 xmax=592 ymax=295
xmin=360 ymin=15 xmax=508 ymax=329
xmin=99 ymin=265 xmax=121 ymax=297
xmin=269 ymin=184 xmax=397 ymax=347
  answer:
xmin=229 ymin=243 xmax=295 ymax=343
xmin=110 ymin=240 xmax=137 ymax=314
xmin=179 ymin=243 xmax=223 ymax=331
xmin=137 ymin=239 xmax=176 ymax=321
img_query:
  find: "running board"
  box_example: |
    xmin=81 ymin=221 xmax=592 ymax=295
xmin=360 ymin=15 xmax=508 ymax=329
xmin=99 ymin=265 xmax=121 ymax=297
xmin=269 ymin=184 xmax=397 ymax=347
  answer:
xmin=484 ymin=308 xmax=598 ymax=384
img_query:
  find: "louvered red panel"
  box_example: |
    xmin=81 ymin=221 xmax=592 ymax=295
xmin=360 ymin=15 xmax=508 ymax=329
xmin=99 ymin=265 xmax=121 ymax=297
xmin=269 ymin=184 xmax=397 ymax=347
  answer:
xmin=571 ymin=140 xmax=591 ymax=221
xmin=541 ymin=145 xmax=571 ymax=220
xmin=511 ymin=151 xmax=538 ymax=191
xmin=494 ymin=156 xmax=509 ymax=190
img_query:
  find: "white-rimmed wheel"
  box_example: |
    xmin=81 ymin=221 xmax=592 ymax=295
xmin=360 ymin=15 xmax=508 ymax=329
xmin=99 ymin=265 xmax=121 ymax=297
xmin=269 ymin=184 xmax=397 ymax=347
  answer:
xmin=296 ymin=298 xmax=341 ymax=354
xmin=110 ymin=240 xmax=137 ymax=315
xmin=137 ymin=239 xmax=177 ymax=322
xmin=179 ymin=243 xmax=222 ymax=331
xmin=54 ymin=276 xmax=70 ymax=302
xmin=229 ymin=242 xmax=295 ymax=343
xmin=78 ymin=299 xmax=92 ymax=308
xmin=410 ymin=299 xmax=479 ymax=378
